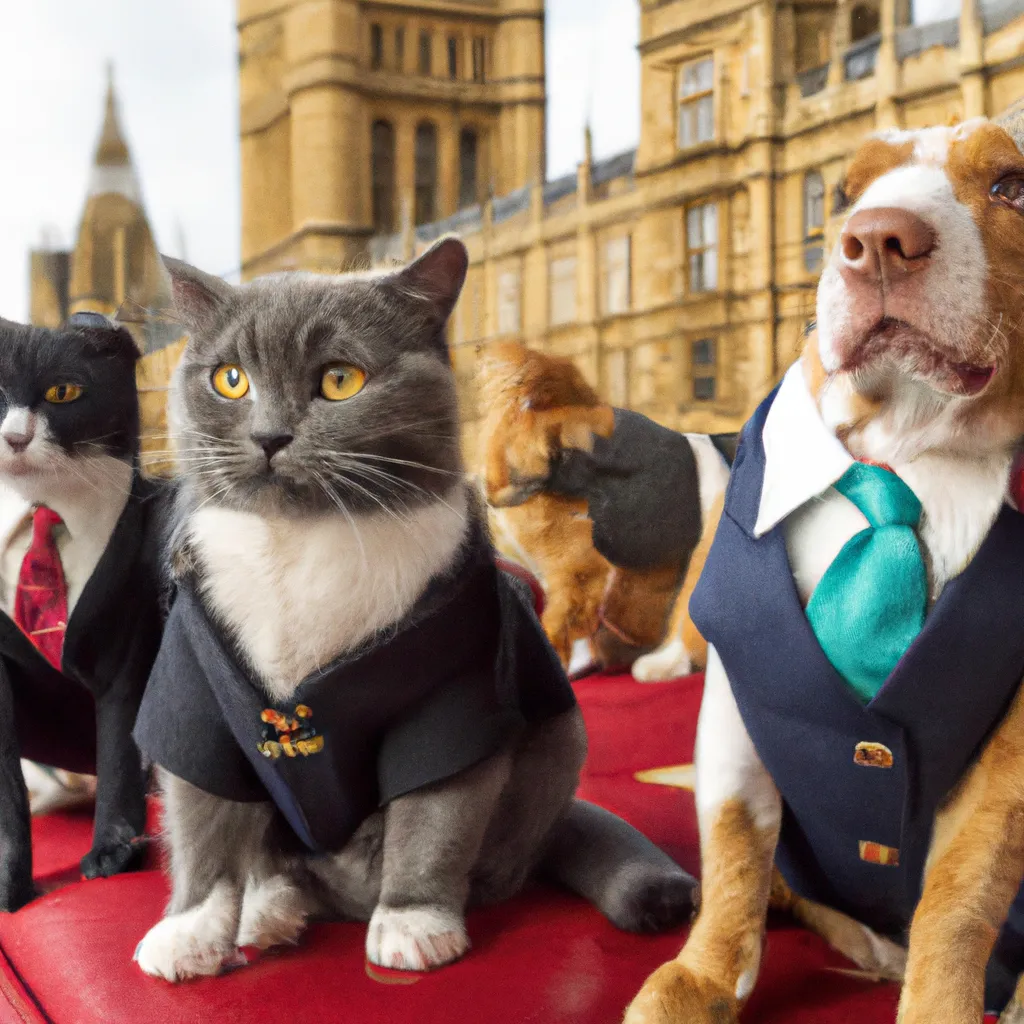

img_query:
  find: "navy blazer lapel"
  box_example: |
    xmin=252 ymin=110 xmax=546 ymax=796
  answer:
xmin=869 ymin=505 xmax=1024 ymax=771
xmin=62 ymin=471 xmax=148 ymax=669
xmin=720 ymin=387 xmax=774 ymax=538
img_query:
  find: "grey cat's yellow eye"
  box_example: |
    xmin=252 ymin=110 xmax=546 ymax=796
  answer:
xmin=212 ymin=364 xmax=250 ymax=400
xmin=321 ymin=366 xmax=366 ymax=402
xmin=44 ymin=384 xmax=83 ymax=404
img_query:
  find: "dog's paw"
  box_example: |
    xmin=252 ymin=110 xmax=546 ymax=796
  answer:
xmin=366 ymin=905 xmax=469 ymax=971
xmin=632 ymin=640 xmax=692 ymax=683
xmin=81 ymin=834 xmax=146 ymax=880
xmin=237 ymin=876 xmax=309 ymax=951
xmin=623 ymin=961 xmax=737 ymax=1024
xmin=135 ymin=904 xmax=245 ymax=982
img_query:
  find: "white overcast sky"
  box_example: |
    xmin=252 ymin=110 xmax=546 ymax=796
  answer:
xmin=0 ymin=0 xmax=959 ymax=323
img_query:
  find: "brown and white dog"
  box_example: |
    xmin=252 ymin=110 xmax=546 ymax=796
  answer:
xmin=475 ymin=342 xmax=726 ymax=674
xmin=624 ymin=112 xmax=1024 ymax=1024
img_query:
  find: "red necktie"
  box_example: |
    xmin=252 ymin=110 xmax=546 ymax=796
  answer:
xmin=13 ymin=507 xmax=67 ymax=671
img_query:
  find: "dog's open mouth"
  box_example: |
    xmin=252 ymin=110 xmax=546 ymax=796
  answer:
xmin=841 ymin=318 xmax=996 ymax=397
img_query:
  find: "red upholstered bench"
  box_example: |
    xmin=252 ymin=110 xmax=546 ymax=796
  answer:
xmin=0 ymin=671 xmax=920 ymax=1024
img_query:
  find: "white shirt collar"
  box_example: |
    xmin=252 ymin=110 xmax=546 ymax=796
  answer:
xmin=753 ymin=362 xmax=854 ymax=538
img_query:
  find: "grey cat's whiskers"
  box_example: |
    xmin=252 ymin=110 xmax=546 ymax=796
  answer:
xmin=310 ymin=468 xmax=368 ymax=566
xmin=322 ymin=458 xmax=450 ymax=521
xmin=333 ymin=451 xmax=460 ymax=478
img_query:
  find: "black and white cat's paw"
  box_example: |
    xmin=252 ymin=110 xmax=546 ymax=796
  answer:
xmin=237 ymin=875 xmax=309 ymax=950
xmin=80 ymin=829 xmax=146 ymax=880
xmin=0 ymin=875 xmax=37 ymax=914
xmin=366 ymin=905 xmax=470 ymax=971
xmin=134 ymin=886 xmax=245 ymax=982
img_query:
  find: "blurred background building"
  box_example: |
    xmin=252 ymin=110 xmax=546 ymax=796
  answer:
xmin=28 ymin=0 xmax=1024 ymax=469
xmin=28 ymin=69 xmax=186 ymax=474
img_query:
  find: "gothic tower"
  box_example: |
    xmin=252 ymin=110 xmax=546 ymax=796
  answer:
xmin=28 ymin=68 xmax=172 ymax=350
xmin=237 ymin=0 xmax=546 ymax=279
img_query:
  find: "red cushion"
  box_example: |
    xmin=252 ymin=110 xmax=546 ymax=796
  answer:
xmin=0 ymin=674 xmax=919 ymax=1023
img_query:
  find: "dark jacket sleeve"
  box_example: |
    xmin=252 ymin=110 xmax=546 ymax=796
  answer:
xmin=133 ymin=596 xmax=265 ymax=802
xmin=546 ymin=408 xmax=704 ymax=572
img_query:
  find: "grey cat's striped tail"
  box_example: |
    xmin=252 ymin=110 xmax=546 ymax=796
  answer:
xmin=541 ymin=799 xmax=698 ymax=933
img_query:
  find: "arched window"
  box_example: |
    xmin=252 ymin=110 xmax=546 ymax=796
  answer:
xmin=414 ymin=122 xmax=438 ymax=225
xmin=803 ymin=170 xmax=826 ymax=274
xmin=850 ymin=3 xmax=880 ymax=41
xmin=459 ymin=129 xmax=478 ymax=209
xmin=371 ymin=120 xmax=396 ymax=233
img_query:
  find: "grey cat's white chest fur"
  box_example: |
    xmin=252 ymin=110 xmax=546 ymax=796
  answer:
xmin=188 ymin=484 xmax=470 ymax=702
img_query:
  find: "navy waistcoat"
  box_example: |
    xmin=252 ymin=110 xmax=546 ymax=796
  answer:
xmin=690 ymin=388 xmax=1024 ymax=936
xmin=2 ymin=472 xmax=167 ymax=775
xmin=134 ymin=522 xmax=577 ymax=854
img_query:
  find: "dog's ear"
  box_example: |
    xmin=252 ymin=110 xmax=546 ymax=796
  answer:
xmin=551 ymin=404 xmax=615 ymax=453
xmin=995 ymin=98 xmax=1024 ymax=153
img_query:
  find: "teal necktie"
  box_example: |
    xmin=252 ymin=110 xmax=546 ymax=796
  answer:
xmin=805 ymin=462 xmax=927 ymax=703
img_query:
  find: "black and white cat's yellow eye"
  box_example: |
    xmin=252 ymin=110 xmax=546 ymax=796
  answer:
xmin=44 ymin=384 xmax=83 ymax=404
xmin=212 ymin=364 xmax=250 ymax=400
xmin=320 ymin=365 xmax=366 ymax=402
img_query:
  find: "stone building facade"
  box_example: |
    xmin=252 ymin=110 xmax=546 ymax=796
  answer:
xmin=29 ymin=1 xmax=1024 ymax=474
xmin=238 ymin=0 xmax=546 ymax=278
xmin=240 ymin=0 xmax=1024 ymax=464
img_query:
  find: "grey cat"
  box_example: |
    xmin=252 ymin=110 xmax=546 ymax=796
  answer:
xmin=132 ymin=238 xmax=695 ymax=982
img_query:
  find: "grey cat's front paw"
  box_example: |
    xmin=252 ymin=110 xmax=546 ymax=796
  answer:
xmin=366 ymin=905 xmax=469 ymax=971
xmin=237 ymin=875 xmax=309 ymax=950
xmin=135 ymin=901 xmax=246 ymax=982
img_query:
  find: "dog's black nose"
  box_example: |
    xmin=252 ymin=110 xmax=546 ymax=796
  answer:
xmin=252 ymin=432 xmax=294 ymax=461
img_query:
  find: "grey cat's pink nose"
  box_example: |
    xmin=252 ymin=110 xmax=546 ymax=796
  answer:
xmin=252 ymin=432 xmax=293 ymax=461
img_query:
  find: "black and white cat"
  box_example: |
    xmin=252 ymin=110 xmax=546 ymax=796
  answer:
xmin=132 ymin=238 xmax=695 ymax=981
xmin=0 ymin=313 xmax=167 ymax=910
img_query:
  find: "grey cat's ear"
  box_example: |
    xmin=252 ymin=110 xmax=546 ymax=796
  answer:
xmin=162 ymin=256 xmax=234 ymax=335
xmin=393 ymin=237 xmax=469 ymax=322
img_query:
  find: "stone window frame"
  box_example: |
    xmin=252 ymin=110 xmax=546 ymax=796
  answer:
xmin=472 ymin=37 xmax=487 ymax=82
xmin=419 ymin=30 xmax=432 ymax=75
xmin=549 ymin=255 xmax=579 ymax=328
xmin=686 ymin=202 xmax=719 ymax=293
xmin=370 ymin=24 xmax=384 ymax=70
xmin=677 ymin=56 xmax=715 ymax=151
xmin=370 ymin=119 xmax=396 ymax=234
xmin=803 ymin=170 xmax=826 ymax=275
xmin=691 ymin=338 xmax=718 ymax=402
xmin=447 ymin=35 xmax=460 ymax=79
xmin=458 ymin=128 xmax=479 ymax=210
xmin=496 ymin=266 xmax=522 ymax=337
xmin=414 ymin=122 xmax=438 ymax=225
xmin=602 ymin=235 xmax=631 ymax=317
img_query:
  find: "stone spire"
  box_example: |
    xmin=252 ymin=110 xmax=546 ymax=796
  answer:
xmin=87 ymin=64 xmax=141 ymax=202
